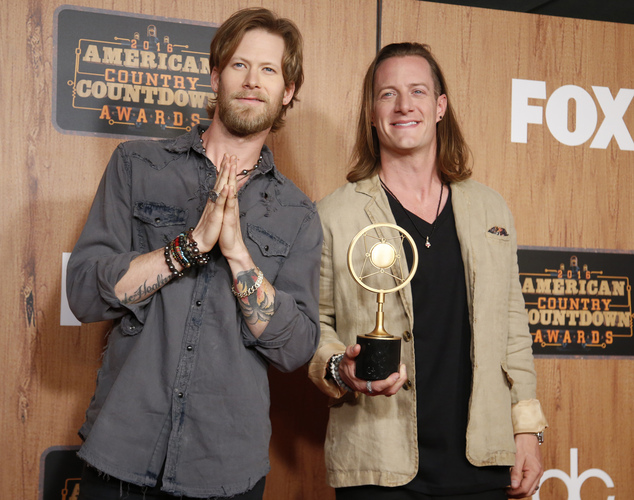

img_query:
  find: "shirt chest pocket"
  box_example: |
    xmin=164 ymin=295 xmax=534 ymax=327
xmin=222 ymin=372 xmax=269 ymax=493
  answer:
xmin=245 ymin=223 xmax=291 ymax=283
xmin=133 ymin=201 xmax=188 ymax=252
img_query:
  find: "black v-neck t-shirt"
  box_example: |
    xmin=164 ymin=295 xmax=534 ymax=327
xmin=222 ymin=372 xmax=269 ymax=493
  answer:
xmin=385 ymin=186 xmax=510 ymax=495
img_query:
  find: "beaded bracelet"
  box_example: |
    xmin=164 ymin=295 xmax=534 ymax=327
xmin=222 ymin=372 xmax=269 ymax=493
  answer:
xmin=231 ymin=268 xmax=264 ymax=298
xmin=329 ymin=353 xmax=353 ymax=392
xmin=164 ymin=228 xmax=210 ymax=279
xmin=177 ymin=233 xmax=198 ymax=267
xmin=170 ymin=236 xmax=191 ymax=269
xmin=164 ymin=245 xmax=184 ymax=278
xmin=185 ymin=228 xmax=210 ymax=266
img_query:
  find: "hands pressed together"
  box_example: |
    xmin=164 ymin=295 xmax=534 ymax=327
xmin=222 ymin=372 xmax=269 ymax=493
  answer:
xmin=191 ymin=154 xmax=249 ymax=262
xmin=115 ymin=153 xmax=257 ymax=305
xmin=337 ymin=344 xmax=408 ymax=397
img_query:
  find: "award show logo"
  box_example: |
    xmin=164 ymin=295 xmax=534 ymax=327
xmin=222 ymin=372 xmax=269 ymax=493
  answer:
xmin=53 ymin=6 xmax=217 ymax=138
xmin=535 ymin=448 xmax=615 ymax=500
xmin=39 ymin=446 xmax=82 ymax=500
xmin=518 ymin=248 xmax=634 ymax=356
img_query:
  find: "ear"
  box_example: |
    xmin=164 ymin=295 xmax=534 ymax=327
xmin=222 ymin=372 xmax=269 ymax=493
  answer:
xmin=437 ymin=94 xmax=447 ymax=122
xmin=282 ymin=82 xmax=295 ymax=106
xmin=210 ymin=67 xmax=220 ymax=93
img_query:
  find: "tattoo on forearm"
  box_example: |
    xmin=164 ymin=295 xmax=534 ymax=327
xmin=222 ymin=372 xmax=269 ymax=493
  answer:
xmin=235 ymin=269 xmax=275 ymax=326
xmin=121 ymin=274 xmax=172 ymax=304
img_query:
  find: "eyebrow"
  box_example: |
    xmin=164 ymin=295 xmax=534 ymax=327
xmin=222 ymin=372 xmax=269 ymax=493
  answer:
xmin=230 ymin=55 xmax=282 ymax=69
xmin=376 ymin=82 xmax=431 ymax=93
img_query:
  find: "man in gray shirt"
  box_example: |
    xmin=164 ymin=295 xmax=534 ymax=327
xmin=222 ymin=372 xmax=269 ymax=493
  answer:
xmin=67 ymin=8 xmax=321 ymax=499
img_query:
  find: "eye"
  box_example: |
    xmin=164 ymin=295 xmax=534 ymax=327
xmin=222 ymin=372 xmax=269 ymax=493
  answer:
xmin=233 ymin=62 xmax=246 ymax=69
xmin=263 ymin=67 xmax=276 ymax=74
xmin=380 ymin=91 xmax=395 ymax=99
xmin=412 ymin=88 xmax=425 ymax=96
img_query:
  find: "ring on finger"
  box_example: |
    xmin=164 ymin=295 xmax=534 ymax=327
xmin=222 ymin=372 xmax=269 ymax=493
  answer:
xmin=366 ymin=380 xmax=373 ymax=394
xmin=209 ymin=190 xmax=219 ymax=203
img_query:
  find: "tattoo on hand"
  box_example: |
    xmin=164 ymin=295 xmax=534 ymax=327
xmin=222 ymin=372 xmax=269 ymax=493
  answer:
xmin=121 ymin=274 xmax=171 ymax=304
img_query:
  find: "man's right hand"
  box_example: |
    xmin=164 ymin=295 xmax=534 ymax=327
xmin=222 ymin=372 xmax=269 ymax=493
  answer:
xmin=190 ymin=154 xmax=237 ymax=253
xmin=338 ymin=344 xmax=408 ymax=397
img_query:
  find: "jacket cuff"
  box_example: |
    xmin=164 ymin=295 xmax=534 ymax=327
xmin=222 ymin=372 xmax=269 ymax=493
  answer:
xmin=308 ymin=343 xmax=348 ymax=399
xmin=512 ymin=399 xmax=549 ymax=433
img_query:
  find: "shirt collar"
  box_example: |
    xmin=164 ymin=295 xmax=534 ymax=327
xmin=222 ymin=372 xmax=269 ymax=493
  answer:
xmin=164 ymin=124 xmax=282 ymax=182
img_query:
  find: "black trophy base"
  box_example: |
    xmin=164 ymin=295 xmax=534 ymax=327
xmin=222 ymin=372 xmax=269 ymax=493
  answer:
xmin=355 ymin=334 xmax=401 ymax=381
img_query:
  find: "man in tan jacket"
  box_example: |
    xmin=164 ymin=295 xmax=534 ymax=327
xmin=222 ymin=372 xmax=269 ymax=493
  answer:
xmin=309 ymin=42 xmax=547 ymax=500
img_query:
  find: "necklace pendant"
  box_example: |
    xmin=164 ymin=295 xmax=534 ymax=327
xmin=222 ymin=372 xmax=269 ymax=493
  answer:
xmin=425 ymin=236 xmax=431 ymax=248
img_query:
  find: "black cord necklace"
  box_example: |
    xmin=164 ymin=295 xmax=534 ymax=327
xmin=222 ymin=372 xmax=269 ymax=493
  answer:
xmin=380 ymin=176 xmax=444 ymax=249
xmin=199 ymin=128 xmax=262 ymax=178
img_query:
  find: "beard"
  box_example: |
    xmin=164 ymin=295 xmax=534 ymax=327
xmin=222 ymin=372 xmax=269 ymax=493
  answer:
xmin=216 ymin=82 xmax=284 ymax=138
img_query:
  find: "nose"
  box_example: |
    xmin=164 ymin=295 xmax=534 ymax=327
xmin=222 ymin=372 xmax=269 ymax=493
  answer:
xmin=394 ymin=93 xmax=412 ymax=113
xmin=243 ymin=67 xmax=261 ymax=89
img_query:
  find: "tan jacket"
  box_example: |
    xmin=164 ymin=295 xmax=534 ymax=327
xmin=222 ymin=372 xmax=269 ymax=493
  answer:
xmin=308 ymin=175 xmax=548 ymax=488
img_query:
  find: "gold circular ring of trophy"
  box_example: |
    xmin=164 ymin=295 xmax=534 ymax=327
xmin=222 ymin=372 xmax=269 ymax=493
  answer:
xmin=347 ymin=222 xmax=418 ymax=294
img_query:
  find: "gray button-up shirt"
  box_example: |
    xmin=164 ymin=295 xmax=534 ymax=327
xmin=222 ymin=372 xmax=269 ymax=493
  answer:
xmin=67 ymin=126 xmax=322 ymax=498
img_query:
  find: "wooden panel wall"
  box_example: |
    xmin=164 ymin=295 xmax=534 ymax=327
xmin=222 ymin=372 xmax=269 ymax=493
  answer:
xmin=2 ymin=0 xmax=633 ymax=498
xmin=381 ymin=1 xmax=634 ymax=498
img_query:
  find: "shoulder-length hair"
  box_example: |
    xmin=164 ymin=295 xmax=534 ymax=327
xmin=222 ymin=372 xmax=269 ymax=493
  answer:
xmin=206 ymin=7 xmax=304 ymax=133
xmin=347 ymin=43 xmax=471 ymax=183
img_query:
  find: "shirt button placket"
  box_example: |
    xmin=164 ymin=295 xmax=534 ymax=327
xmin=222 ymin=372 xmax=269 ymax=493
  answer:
xmin=173 ymin=294 xmax=204 ymax=425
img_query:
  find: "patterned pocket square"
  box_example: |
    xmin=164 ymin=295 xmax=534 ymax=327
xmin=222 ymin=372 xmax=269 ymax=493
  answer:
xmin=488 ymin=226 xmax=509 ymax=236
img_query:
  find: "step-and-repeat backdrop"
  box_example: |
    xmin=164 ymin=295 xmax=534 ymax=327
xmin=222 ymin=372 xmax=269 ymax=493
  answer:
xmin=3 ymin=1 xmax=632 ymax=498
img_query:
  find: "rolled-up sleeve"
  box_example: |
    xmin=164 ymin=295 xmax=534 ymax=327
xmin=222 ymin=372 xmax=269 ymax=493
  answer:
xmin=504 ymin=210 xmax=548 ymax=432
xmin=67 ymin=145 xmax=148 ymax=324
xmin=247 ymin=208 xmax=323 ymax=373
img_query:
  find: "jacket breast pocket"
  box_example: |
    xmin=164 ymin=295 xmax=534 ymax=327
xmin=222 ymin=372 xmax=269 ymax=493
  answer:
xmin=484 ymin=231 xmax=511 ymax=244
xmin=133 ymin=201 xmax=188 ymax=252
xmin=246 ymin=223 xmax=291 ymax=282
xmin=483 ymin=230 xmax=512 ymax=268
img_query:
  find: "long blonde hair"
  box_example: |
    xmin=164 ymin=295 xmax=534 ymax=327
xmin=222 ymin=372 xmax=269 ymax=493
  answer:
xmin=348 ymin=43 xmax=472 ymax=183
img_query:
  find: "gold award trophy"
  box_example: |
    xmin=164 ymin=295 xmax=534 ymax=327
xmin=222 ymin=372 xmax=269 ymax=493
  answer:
xmin=347 ymin=223 xmax=418 ymax=381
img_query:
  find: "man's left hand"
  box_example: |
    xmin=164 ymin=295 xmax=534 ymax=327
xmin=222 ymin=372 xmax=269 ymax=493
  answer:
xmin=507 ymin=433 xmax=543 ymax=499
xmin=218 ymin=159 xmax=249 ymax=263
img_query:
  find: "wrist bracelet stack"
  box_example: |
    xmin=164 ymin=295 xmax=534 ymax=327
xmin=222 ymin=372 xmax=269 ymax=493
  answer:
xmin=164 ymin=228 xmax=209 ymax=278
xmin=329 ymin=353 xmax=353 ymax=392
xmin=184 ymin=228 xmax=210 ymax=266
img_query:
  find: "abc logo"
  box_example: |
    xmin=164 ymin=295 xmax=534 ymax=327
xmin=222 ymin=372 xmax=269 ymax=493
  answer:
xmin=535 ymin=448 xmax=615 ymax=500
